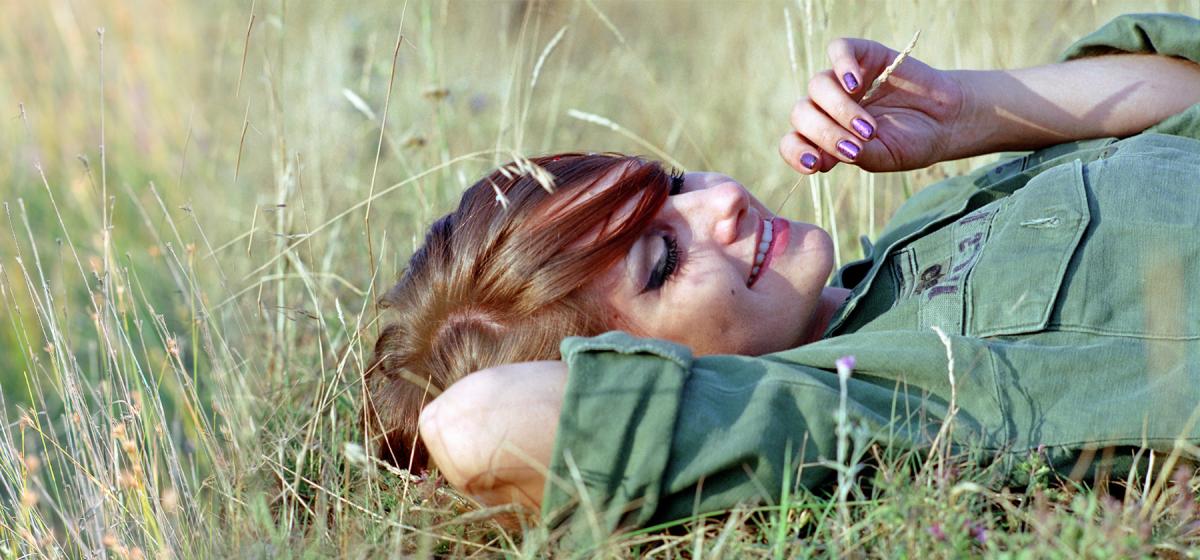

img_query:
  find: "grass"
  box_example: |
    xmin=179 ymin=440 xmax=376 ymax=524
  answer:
xmin=3 ymin=0 xmax=1200 ymax=557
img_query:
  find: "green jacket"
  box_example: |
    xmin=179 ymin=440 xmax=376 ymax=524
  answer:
xmin=542 ymin=13 xmax=1200 ymax=544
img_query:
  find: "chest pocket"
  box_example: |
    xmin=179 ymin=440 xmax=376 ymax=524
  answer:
xmin=897 ymin=160 xmax=1090 ymax=337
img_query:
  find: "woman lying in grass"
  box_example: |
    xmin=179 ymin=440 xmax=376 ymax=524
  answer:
xmin=363 ymin=13 xmax=1200 ymax=542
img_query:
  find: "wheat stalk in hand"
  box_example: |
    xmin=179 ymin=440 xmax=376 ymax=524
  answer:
xmin=860 ymin=30 xmax=922 ymax=105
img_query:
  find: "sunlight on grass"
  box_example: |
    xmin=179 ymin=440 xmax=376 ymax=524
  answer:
xmin=2 ymin=0 xmax=1199 ymax=556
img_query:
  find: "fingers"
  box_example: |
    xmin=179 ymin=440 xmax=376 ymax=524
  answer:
xmin=789 ymin=106 xmax=858 ymax=165
xmin=779 ymin=131 xmax=837 ymax=175
xmin=781 ymin=102 xmax=859 ymax=174
xmin=826 ymin=38 xmax=865 ymax=94
xmin=827 ymin=38 xmax=898 ymax=96
xmin=781 ymin=86 xmax=878 ymax=174
xmin=807 ymin=70 xmax=877 ymax=142
xmin=781 ymin=38 xmax=899 ymax=175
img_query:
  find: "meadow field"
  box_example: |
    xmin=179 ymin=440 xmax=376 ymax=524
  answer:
xmin=4 ymin=0 xmax=1200 ymax=557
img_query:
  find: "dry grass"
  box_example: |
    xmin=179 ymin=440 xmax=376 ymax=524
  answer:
xmin=3 ymin=0 xmax=1200 ymax=557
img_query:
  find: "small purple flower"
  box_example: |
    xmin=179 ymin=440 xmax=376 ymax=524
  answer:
xmin=966 ymin=521 xmax=987 ymax=544
xmin=469 ymin=93 xmax=490 ymax=114
xmin=926 ymin=522 xmax=946 ymax=542
xmin=835 ymin=355 xmax=857 ymax=382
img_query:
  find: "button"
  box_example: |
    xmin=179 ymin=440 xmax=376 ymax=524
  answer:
xmin=915 ymin=264 xmax=944 ymax=292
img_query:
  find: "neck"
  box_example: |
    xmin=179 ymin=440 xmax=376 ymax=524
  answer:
xmin=801 ymin=287 xmax=852 ymax=344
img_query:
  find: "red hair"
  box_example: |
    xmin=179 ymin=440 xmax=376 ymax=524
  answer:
xmin=362 ymin=153 xmax=672 ymax=470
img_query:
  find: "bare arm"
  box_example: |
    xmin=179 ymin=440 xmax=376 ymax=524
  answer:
xmin=418 ymin=360 xmax=566 ymax=513
xmin=948 ymin=54 xmax=1200 ymax=159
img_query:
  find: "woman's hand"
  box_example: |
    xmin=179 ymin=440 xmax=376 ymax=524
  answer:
xmin=783 ymin=38 xmax=1200 ymax=175
xmin=780 ymin=38 xmax=966 ymax=174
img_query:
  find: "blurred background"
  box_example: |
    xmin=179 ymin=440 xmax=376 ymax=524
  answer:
xmin=1 ymin=0 xmax=1197 ymax=556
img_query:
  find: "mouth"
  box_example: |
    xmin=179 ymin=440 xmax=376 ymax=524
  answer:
xmin=747 ymin=217 xmax=789 ymax=288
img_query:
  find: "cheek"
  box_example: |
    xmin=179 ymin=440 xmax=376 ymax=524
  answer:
xmin=692 ymin=299 xmax=763 ymax=355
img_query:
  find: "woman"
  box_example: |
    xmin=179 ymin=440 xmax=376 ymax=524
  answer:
xmin=364 ymin=13 xmax=1200 ymax=541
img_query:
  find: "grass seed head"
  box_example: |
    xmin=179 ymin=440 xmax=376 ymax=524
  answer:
xmin=20 ymin=489 xmax=38 ymax=508
xmin=861 ymin=29 xmax=922 ymax=105
xmin=161 ymin=487 xmax=180 ymax=514
xmin=23 ymin=454 xmax=41 ymax=474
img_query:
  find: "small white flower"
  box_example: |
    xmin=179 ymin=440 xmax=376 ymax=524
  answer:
xmin=343 ymin=442 xmax=369 ymax=467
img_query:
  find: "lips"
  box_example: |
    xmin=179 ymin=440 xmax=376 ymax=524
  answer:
xmin=748 ymin=217 xmax=789 ymax=288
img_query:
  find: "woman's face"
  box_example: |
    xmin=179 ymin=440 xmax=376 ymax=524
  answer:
xmin=590 ymin=169 xmax=836 ymax=356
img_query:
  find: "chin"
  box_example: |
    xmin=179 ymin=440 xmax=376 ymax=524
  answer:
xmin=778 ymin=223 xmax=835 ymax=293
xmin=804 ymin=226 xmax=837 ymax=280
xmin=807 ymin=223 xmax=835 ymax=253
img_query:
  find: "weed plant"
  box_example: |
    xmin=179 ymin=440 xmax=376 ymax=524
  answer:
xmin=3 ymin=1 xmax=1200 ymax=557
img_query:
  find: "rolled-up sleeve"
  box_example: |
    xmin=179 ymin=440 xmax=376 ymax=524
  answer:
xmin=1060 ymin=13 xmax=1200 ymax=63
xmin=542 ymin=331 xmax=1004 ymax=548
xmin=541 ymin=333 xmax=691 ymax=544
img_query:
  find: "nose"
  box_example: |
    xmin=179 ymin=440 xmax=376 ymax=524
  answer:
xmin=672 ymin=178 xmax=747 ymax=246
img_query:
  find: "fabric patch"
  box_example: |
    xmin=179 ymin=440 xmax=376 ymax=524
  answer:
xmin=916 ymin=205 xmax=1000 ymax=334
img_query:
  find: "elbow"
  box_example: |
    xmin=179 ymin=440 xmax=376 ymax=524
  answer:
xmin=419 ymin=369 xmax=524 ymax=501
xmin=417 ymin=365 xmax=560 ymax=512
xmin=418 ymin=377 xmax=492 ymax=492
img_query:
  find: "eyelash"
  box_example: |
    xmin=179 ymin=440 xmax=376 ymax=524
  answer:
xmin=668 ymin=170 xmax=685 ymax=196
xmin=646 ymin=235 xmax=680 ymax=291
xmin=644 ymin=169 xmax=685 ymax=291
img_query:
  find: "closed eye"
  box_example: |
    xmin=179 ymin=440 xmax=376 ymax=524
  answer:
xmin=644 ymin=234 xmax=679 ymax=291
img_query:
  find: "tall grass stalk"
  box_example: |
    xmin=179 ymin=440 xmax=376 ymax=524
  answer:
xmin=3 ymin=1 xmax=1200 ymax=557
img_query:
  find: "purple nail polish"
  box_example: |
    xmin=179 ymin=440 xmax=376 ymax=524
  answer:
xmin=837 ymin=140 xmax=860 ymax=160
xmin=800 ymin=153 xmax=818 ymax=169
xmin=852 ymin=118 xmax=874 ymax=139
xmin=843 ymin=72 xmax=859 ymax=91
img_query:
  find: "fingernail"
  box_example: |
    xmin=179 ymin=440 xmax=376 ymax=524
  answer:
xmin=800 ymin=153 xmax=818 ymax=170
xmin=842 ymin=72 xmax=859 ymax=91
xmin=836 ymin=140 xmax=860 ymax=160
xmin=851 ymin=118 xmax=874 ymax=139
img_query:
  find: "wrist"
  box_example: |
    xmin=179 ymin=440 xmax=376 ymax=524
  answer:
xmin=942 ymin=69 xmax=996 ymax=161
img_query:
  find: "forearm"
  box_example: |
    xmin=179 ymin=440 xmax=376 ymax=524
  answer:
xmin=948 ymin=54 xmax=1200 ymax=158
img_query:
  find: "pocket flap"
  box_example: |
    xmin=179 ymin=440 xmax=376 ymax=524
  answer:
xmin=968 ymin=160 xmax=1091 ymax=337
